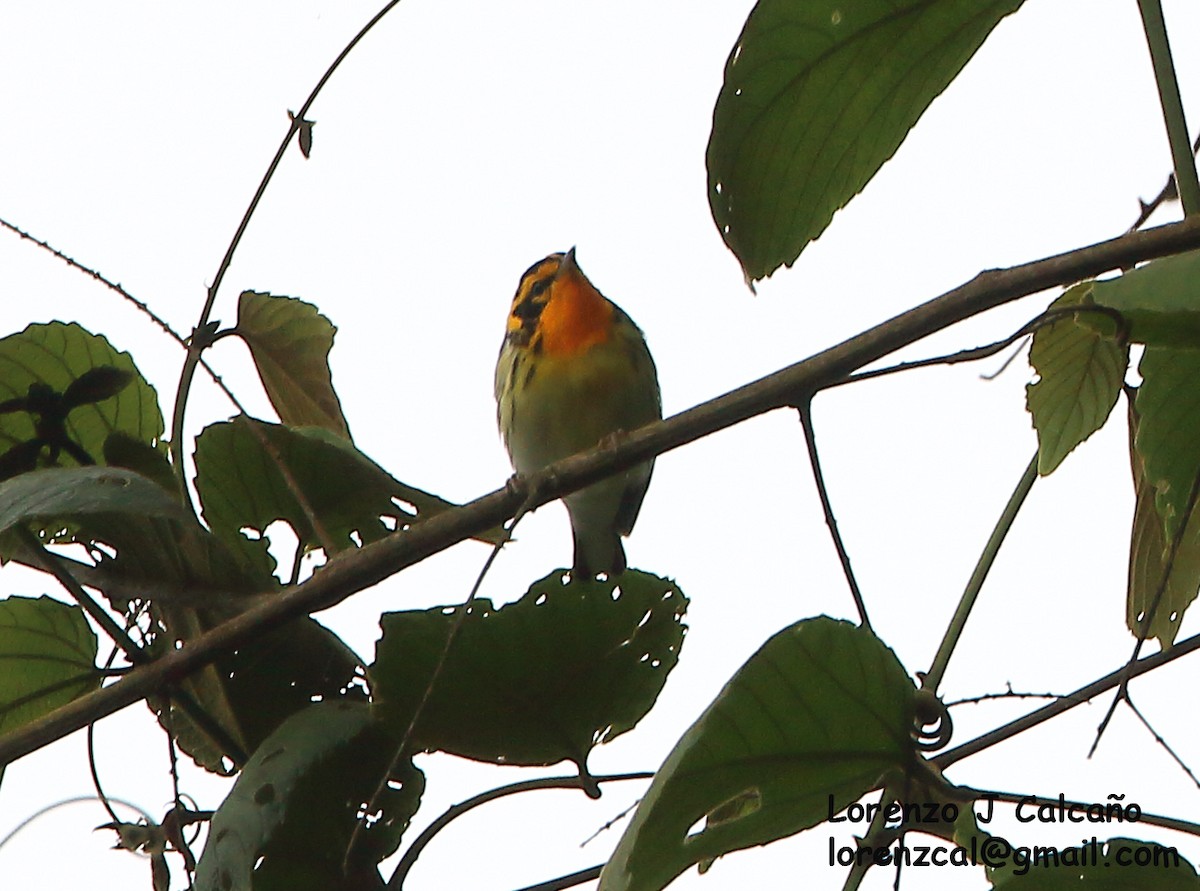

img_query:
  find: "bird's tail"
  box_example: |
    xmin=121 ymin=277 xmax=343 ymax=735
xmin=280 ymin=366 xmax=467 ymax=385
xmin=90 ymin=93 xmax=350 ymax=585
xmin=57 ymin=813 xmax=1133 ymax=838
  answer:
xmin=572 ymin=529 xmax=626 ymax=580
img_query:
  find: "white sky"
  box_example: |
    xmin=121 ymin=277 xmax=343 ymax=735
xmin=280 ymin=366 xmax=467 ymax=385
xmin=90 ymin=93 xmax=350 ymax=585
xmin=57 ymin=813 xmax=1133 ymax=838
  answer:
xmin=1 ymin=1 xmax=1199 ymax=889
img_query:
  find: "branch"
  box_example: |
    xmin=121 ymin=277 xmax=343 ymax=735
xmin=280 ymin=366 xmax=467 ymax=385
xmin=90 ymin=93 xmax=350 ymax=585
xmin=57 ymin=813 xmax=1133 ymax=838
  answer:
xmin=933 ymin=625 xmax=1200 ymax=770
xmin=2 ymin=218 xmax=1200 ymax=766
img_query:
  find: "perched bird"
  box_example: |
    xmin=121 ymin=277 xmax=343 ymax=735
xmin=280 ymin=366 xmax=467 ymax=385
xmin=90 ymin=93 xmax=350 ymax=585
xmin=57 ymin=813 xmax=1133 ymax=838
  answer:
xmin=495 ymin=248 xmax=661 ymax=578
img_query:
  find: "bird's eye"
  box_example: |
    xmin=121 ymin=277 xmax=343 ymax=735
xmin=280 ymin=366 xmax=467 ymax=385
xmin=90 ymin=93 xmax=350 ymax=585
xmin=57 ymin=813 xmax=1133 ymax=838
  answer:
xmin=526 ymin=276 xmax=552 ymax=300
xmin=512 ymin=295 xmax=543 ymax=321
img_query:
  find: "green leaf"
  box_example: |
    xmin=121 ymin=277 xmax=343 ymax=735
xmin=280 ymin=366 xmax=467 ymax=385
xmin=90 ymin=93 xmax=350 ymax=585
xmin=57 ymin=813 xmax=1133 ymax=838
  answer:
xmin=194 ymin=702 xmax=423 ymax=891
xmin=0 ymin=321 xmax=163 ymax=465
xmin=988 ymin=837 xmax=1200 ymax=888
xmin=0 ymin=595 xmax=99 ymax=734
xmin=371 ymin=570 xmax=687 ymax=771
xmin=1089 ymin=250 xmax=1200 ymax=348
xmin=195 ymin=417 xmax=499 ymax=570
xmin=1133 ymin=349 xmax=1200 ymax=543
xmin=600 ymin=617 xmax=914 ymax=891
xmin=0 ymin=466 xmax=186 ymax=535
xmin=158 ymin=617 xmax=368 ymax=774
xmin=1127 ymin=400 xmax=1197 ymax=649
xmin=236 ymin=291 xmax=351 ymax=440
xmin=1026 ymin=285 xmax=1128 ymax=475
xmin=707 ymin=0 xmax=1024 ymax=281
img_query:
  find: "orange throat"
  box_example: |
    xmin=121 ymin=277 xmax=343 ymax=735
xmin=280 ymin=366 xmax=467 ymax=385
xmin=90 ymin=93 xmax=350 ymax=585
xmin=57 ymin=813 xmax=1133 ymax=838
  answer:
xmin=538 ymin=274 xmax=613 ymax=356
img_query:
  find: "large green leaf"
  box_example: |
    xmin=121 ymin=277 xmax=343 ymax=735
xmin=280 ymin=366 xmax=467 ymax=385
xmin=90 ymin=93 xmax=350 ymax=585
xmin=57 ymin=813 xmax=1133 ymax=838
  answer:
xmin=0 ymin=596 xmax=99 ymax=735
xmin=235 ymin=291 xmax=351 ymax=440
xmin=1089 ymin=250 xmax=1200 ymax=348
xmin=1026 ymin=285 xmax=1128 ymax=475
xmin=707 ymin=0 xmax=1024 ymax=281
xmin=988 ymin=837 xmax=1200 ymax=888
xmin=372 ymin=570 xmax=687 ymax=772
xmin=600 ymin=617 xmax=914 ymax=891
xmin=194 ymin=702 xmax=423 ymax=891
xmin=0 ymin=466 xmax=186 ymax=535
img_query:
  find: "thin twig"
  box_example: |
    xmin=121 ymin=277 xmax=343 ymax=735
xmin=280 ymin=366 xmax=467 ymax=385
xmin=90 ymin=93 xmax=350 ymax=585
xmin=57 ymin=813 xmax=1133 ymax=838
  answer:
xmin=934 ymin=627 xmax=1200 ymax=770
xmin=387 ymin=772 xmax=650 ymax=889
xmin=512 ymin=866 xmax=603 ymax=891
xmin=1128 ymin=131 xmax=1200 ymax=231
xmin=944 ymin=686 xmax=1061 ymax=708
xmin=843 ymin=304 xmax=1128 ymax=386
xmin=1124 ymin=694 xmax=1200 ymax=789
xmin=797 ymin=400 xmax=870 ymax=630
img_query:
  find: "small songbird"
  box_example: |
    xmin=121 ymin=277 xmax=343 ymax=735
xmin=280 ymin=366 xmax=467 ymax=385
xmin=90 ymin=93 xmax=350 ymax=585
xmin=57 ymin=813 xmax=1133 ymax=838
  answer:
xmin=495 ymin=248 xmax=661 ymax=578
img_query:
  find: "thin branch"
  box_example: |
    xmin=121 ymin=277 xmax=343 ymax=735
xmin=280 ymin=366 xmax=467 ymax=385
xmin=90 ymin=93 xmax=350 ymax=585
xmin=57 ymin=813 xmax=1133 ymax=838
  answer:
xmin=933 ymin=626 xmax=1200 ymax=770
xmin=1124 ymin=694 xmax=1200 ymax=789
xmin=512 ymin=866 xmax=603 ymax=891
xmin=797 ymin=400 xmax=870 ymax=630
xmin=168 ymin=0 xmax=405 ymax=488
xmin=1128 ymin=130 xmax=1200 ymax=231
xmin=3 ymin=217 xmax=1200 ymax=766
xmin=922 ymin=453 xmax=1039 ymax=694
xmin=388 ymin=772 xmax=651 ymax=889
xmin=944 ymin=686 xmax=1061 ymax=708
xmin=17 ymin=528 xmax=146 ymax=664
xmin=844 ymin=304 xmax=1128 ymax=386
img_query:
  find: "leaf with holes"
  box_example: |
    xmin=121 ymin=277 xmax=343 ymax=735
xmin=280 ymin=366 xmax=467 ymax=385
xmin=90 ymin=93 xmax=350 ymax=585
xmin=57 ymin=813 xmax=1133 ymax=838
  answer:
xmin=600 ymin=617 xmax=914 ymax=891
xmin=0 ymin=596 xmax=99 ymax=735
xmin=236 ymin=291 xmax=350 ymax=439
xmin=707 ymin=0 xmax=1025 ymax=281
xmin=371 ymin=571 xmax=687 ymax=772
xmin=1026 ymin=284 xmax=1128 ymax=475
xmin=194 ymin=702 xmax=423 ymax=891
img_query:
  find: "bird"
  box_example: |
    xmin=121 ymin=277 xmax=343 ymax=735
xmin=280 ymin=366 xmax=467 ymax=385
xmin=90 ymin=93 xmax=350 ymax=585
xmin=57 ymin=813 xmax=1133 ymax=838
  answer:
xmin=495 ymin=248 xmax=661 ymax=578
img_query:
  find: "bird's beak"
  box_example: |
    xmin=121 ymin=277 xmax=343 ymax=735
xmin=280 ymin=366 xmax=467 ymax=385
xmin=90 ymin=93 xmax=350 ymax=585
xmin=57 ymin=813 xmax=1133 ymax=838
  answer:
xmin=561 ymin=246 xmax=578 ymax=274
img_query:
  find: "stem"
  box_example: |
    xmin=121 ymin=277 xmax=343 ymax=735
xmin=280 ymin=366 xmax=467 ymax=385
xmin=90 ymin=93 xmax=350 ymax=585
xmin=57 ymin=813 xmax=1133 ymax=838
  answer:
xmin=923 ymin=453 xmax=1038 ymax=693
xmin=387 ymin=772 xmax=650 ymax=889
xmin=799 ymin=400 xmax=870 ymax=630
xmin=1137 ymin=0 xmax=1200 ymax=216
xmin=168 ymin=0 xmax=405 ymax=491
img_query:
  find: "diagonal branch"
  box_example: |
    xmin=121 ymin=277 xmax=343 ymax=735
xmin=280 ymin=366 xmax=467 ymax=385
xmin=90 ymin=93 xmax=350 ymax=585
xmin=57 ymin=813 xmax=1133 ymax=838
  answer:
xmin=2 ymin=218 xmax=1200 ymax=767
